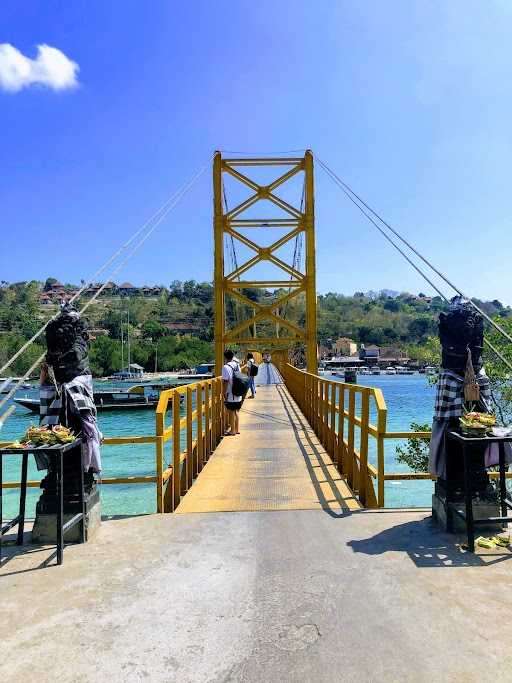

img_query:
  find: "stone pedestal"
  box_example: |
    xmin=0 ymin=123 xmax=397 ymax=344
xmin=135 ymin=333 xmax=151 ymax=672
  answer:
xmin=32 ymin=487 xmax=101 ymax=543
xmin=432 ymin=491 xmax=502 ymax=534
xmin=32 ymin=441 xmax=101 ymax=543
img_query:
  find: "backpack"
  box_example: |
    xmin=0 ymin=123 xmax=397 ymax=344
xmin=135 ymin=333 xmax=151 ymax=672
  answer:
xmin=249 ymin=362 xmax=259 ymax=377
xmin=229 ymin=362 xmax=250 ymax=398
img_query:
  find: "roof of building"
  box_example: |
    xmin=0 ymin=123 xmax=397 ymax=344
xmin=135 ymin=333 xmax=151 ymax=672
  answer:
xmin=119 ymin=282 xmax=136 ymax=289
xmin=165 ymin=322 xmax=201 ymax=330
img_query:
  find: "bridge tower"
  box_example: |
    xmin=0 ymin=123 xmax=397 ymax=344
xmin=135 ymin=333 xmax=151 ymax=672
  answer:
xmin=213 ymin=151 xmax=317 ymax=374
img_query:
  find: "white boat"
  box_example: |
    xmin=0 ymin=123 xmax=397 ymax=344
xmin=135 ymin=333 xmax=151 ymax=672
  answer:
xmin=425 ymin=366 xmax=437 ymax=376
xmin=371 ymin=367 xmax=381 ymax=375
xmin=385 ymin=366 xmax=397 ymax=375
xmin=396 ymin=366 xmax=413 ymax=375
xmin=360 ymin=367 xmax=371 ymax=375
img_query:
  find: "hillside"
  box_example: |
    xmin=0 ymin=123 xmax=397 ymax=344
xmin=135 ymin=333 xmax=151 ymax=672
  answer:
xmin=0 ymin=279 xmax=510 ymax=377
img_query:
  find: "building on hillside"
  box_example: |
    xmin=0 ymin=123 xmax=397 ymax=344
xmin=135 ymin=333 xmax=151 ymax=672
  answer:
xmin=39 ymin=293 xmax=55 ymax=306
xmin=379 ymin=346 xmax=409 ymax=365
xmin=141 ymin=285 xmax=164 ymax=297
xmin=334 ymin=337 xmax=357 ymax=356
xmin=85 ymin=283 xmax=101 ymax=296
xmin=102 ymin=281 xmax=117 ymax=295
xmin=359 ymin=344 xmax=380 ymax=364
xmin=118 ymin=282 xmax=138 ymax=296
xmin=47 ymin=280 xmax=64 ymax=292
xmin=39 ymin=288 xmax=76 ymax=305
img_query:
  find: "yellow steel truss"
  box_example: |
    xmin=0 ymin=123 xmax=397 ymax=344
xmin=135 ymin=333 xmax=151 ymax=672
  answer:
xmin=213 ymin=151 xmax=317 ymax=374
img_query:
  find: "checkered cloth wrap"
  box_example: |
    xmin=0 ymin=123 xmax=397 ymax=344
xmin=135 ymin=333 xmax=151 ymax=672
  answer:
xmin=40 ymin=374 xmax=96 ymax=426
xmin=434 ymin=368 xmax=491 ymax=419
xmin=39 ymin=374 xmax=102 ymax=472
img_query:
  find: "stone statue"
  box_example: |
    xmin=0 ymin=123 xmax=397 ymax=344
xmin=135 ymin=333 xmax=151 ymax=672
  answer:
xmin=430 ymin=297 xmax=496 ymax=529
xmin=32 ymin=304 xmax=102 ymax=542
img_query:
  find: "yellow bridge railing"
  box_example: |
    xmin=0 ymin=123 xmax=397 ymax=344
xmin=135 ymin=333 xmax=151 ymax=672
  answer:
xmin=278 ymin=362 xmax=432 ymax=507
xmin=1 ymin=376 xmax=225 ymax=513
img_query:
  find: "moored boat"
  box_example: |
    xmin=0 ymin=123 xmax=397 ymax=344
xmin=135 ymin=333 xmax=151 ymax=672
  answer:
xmin=14 ymin=383 xmax=181 ymax=414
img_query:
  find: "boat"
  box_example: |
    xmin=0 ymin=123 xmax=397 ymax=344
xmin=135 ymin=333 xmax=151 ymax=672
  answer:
xmin=14 ymin=383 xmax=181 ymax=414
xmin=396 ymin=366 xmax=414 ymax=375
xmin=0 ymin=378 xmax=32 ymax=393
xmin=360 ymin=367 xmax=371 ymax=376
xmin=385 ymin=366 xmax=397 ymax=375
xmin=425 ymin=365 xmax=438 ymax=376
xmin=371 ymin=367 xmax=381 ymax=375
xmin=179 ymin=363 xmax=215 ymax=380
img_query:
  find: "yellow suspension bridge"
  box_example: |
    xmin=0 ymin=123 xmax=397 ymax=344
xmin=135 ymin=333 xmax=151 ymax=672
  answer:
xmin=1 ymin=152 xmax=512 ymax=682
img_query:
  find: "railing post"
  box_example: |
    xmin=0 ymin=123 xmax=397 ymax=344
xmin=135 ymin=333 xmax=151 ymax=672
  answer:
xmin=204 ymin=383 xmax=211 ymax=459
xmin=173 ymin=389 xmax=181 ymax=510
xmin=155 ymin=402 xmax=165 ymax=513
xmin=318 ymin=381 xmax=324 ymax=443
xmin=214 ymin=379 xmax=221 ymax=447
xmin=313 ymin=375 xmax=318 ymax=434
xmin=219 ymin=379 xmax=224 ymax=443
xmin=306 ymin=373 xmax=312 ymax=422
xmin=347 ymin=390 xmax=356 ymax=488
xmin=156 ymin=437 xmax=164 ymax=513
xmin=186 ymin=386 xmax=193 ymax=490
xmin=377 ymin=393 xmax=388 ymax=508
xmin=197 ymin=383 xmax=204 ymax=474
xmin=359 ymin=390 xmax=370 ymax=506
xmin=337 ymin=384 xmax=345 ymax=473
xmin=323 ymin=381 xmax=330 ymax=448
xmin=330 ymin=382 xmax=337 ymax=458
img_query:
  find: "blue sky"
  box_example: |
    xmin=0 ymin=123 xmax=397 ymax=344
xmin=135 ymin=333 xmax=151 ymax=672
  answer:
xmin=1 ymin=1 xmax=511 ymax=302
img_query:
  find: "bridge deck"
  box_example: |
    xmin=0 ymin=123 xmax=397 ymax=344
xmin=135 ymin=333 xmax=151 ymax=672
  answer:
xmin=176 ymin=382 xmax=360 ymax=514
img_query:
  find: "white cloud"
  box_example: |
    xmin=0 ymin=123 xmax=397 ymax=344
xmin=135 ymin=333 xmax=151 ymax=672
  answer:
xmin=0 ymin=43 xmax=79 ymax=93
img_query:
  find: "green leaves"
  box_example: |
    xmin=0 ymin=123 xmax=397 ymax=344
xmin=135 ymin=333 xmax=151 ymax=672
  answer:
xmin=395 ymin=422 xmax=431 ymax=472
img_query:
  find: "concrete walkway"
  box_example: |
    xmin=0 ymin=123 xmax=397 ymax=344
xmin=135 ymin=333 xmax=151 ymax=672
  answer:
xmin=176 ymin=384 xmax=360 ymax=514
xmin=2 ymin=387 xmax=512 ymax=681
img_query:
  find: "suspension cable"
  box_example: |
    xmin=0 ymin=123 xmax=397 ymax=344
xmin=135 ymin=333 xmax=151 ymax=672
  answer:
xmin=0 ymin=157 xmax=211 ymax=415
xmin=0 ymin=156 xmax=213 ymax=377
xmin=316 ymin=157 xmax=512 ymax=372
xmin=315 ymin=155 xmax=512 ymax=346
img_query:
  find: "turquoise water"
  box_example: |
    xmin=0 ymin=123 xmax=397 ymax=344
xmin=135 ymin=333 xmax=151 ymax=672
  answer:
xmin=1 ymin=375 xmax=435 ymax=517
xmin=330 ymin=374 xmax=436 ymax=508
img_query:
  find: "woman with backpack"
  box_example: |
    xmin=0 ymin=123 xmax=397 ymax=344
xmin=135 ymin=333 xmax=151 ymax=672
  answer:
xmin=222 ymin=349 xmax=249 ymax=435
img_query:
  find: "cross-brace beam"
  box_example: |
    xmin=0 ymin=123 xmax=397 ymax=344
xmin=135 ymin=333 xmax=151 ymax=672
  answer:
xmin=213 ymin=151 xmax=317 ymax=374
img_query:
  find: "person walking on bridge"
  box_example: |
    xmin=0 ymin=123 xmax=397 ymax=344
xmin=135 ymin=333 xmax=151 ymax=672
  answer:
xmin=246 ymin=352 xmax=257 ymax=399
xmin=222 ymin=349 xmax=242 ymax=435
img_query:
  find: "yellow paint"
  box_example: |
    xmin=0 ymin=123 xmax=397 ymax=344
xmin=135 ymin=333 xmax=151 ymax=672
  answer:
xmin=175 ymin=384 xmax=361 ymax=514
xmin=212 ymin=152 xmax=317 ymax=371
xmin=275 ymin=362 xmax=434 ymax=508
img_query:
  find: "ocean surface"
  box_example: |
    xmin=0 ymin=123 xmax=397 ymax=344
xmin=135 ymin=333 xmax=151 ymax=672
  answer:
xmin=1 ymin=374 xmax=436 ymax=518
